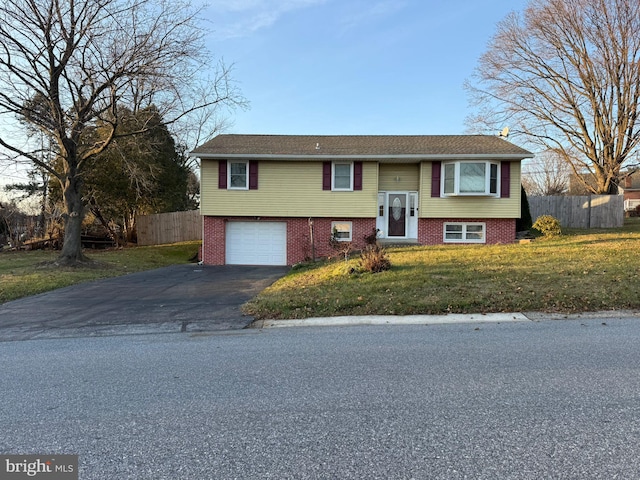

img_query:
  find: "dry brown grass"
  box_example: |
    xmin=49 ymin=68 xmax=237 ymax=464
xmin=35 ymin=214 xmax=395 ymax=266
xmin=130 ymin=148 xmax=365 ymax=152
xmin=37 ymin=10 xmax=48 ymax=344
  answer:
xmin=244 ymin=220 xmax=640 ymax=319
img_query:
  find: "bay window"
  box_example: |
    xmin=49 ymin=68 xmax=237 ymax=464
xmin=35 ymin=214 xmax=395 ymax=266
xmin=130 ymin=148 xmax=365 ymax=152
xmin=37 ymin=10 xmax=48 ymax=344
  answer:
xmin=442 ymin=161 xmax=499 ymax=196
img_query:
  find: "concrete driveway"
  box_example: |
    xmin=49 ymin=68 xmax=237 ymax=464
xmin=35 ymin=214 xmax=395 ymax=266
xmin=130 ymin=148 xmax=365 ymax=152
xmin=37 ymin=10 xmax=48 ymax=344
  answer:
xmin=0 ymin=264 xmax=288 ymax=341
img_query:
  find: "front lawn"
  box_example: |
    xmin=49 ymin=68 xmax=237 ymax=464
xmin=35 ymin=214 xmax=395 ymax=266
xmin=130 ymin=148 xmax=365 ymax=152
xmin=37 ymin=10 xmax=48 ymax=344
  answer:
xmin=244 ymin=220 xmax=640 ymax=319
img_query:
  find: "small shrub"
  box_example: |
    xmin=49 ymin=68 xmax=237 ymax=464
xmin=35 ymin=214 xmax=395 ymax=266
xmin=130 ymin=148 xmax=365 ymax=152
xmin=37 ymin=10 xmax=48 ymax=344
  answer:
xmin=329 ymin=228 xmax=353 ymax=261
xmin=532 ymin=215 xmax=562 ymax=237
xmin=359 ymin=244 xmax=391 ymax=273
xmin=363 ymin=228 xmax=380 ymax=245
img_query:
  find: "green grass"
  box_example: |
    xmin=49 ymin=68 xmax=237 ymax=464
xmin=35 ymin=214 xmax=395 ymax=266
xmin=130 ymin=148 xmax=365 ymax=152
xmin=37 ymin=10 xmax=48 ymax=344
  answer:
xmin=0 ymin=242 xmax=200 ymax=304
xmin=244 ymin=219 xmax=640 ymax=319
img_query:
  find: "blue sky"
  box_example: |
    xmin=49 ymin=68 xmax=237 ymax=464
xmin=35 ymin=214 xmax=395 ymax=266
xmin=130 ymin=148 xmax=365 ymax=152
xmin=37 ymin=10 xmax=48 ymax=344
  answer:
xmin=204 ymin=0 xmax=530 ymax=136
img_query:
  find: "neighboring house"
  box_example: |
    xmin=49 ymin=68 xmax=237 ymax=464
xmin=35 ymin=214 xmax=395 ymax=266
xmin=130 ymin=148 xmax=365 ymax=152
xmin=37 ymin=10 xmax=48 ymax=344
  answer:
xmin=619 ymin=170 xmax=640 ymax=212
xmin=570 ymin=170 xmax=639 ymax=211
xmin=190 ymin=135 xmax=533 ymax=266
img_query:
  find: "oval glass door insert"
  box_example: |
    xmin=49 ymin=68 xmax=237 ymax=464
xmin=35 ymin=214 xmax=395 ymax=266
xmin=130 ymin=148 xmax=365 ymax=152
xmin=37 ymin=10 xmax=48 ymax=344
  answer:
xmin=392 ymin=197 xmax=402 ymax=220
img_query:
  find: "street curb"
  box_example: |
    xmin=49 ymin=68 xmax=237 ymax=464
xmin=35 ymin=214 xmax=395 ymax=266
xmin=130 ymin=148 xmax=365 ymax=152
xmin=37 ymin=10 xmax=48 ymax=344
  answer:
xmin=251 ymin=313 xmax=531 ymax=329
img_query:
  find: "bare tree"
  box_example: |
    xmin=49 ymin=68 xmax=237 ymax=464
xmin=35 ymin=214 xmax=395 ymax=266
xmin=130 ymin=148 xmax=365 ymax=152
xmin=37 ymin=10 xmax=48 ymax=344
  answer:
xmin=466 ymin=0 xmax=640 ymax=195
xmin=522 ymin=150 xmax=571 ymax=196
xmin=0 ymin=0 xmax=244 ymax=265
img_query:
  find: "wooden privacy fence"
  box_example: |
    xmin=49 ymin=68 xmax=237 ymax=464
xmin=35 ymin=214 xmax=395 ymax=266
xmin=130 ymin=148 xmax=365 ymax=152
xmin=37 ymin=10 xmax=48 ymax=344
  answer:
xmin=528 ymin=195 xmax=624 ymax=229
xmin=136 ymin=210 xmax=202 ymax=245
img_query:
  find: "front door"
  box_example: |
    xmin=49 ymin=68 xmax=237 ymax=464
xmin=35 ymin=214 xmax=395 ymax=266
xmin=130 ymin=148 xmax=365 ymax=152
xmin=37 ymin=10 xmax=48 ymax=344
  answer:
xmin=387 ymin=193 xmax=407 ymax=237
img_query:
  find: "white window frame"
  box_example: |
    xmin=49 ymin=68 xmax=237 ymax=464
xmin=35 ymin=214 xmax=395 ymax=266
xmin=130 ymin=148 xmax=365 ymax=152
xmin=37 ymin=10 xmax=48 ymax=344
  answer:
xmin=228 ymin=161 xmax=249 ymax=190
xmin=377 ymin=193 xmax=385 ymax=217
xmin=331 ymin=221 xmax=353 ymax=242
xmin=443 ymin=222 xmax=486 ymax=243
xmin=442 ymin=161 xmax=500 ymax=197
xmin=332 ymin=162 xmax=354 ymax=191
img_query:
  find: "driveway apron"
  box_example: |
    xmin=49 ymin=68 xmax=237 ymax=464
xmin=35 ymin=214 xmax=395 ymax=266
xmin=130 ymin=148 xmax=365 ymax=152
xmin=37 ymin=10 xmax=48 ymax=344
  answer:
xmin=0 ymin=264 xmax=288 ymax=341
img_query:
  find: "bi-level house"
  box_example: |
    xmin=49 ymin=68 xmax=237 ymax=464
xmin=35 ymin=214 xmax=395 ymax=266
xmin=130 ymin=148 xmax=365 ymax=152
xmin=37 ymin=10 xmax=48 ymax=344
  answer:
xmin=190 ymin=135 xmax=533 ymax=265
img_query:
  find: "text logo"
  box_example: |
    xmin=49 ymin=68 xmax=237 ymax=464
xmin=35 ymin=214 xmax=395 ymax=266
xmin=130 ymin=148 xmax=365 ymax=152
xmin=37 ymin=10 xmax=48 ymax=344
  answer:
xmin=0 ymin=455 xmax=77 ymax=480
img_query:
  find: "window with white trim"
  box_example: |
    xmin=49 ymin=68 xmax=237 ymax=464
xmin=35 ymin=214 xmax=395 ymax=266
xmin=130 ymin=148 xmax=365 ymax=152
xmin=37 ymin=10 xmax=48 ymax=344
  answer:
xmin=332 ymin=162 xmax=353 ymax=191
xmin=443 ymin=222 xmax=486 ymax=243
xmin=331 ymin=221 xmax=352 ymax=241
xmin=228 ymin=161 xmax=248 ymax=189
xmin=442 ymin=161 xmax=499 ymax=196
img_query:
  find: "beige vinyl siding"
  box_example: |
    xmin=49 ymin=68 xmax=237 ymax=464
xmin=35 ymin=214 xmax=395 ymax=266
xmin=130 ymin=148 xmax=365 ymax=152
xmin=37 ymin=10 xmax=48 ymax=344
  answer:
xmin=201 ymin=160 xmax=378 ymax=217
xmin=378 ymin=164 xmax=419 ymax=191
xmin=419 ymin=161 xmax=521 ymax=218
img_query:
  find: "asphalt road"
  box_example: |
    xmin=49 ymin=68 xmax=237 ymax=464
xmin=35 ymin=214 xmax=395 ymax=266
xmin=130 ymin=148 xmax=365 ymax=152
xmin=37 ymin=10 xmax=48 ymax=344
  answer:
xmin=2 ymin=318 xmax=640 ymax=479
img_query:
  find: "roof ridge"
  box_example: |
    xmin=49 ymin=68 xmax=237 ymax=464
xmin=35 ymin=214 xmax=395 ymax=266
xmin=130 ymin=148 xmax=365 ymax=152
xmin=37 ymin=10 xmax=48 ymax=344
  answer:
xmin=217 ymin=133 xmax=497 ymax=137
xmin=190 ymin=134 xmax=534 ymax=158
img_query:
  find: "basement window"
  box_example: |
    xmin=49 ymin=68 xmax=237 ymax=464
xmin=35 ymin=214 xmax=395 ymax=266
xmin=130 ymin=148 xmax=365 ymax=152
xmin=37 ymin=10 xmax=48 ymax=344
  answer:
xmin=331 ymin=221 xmax=352 ymax=241
xmin=443 ymin=223 xmax=486 ymax=243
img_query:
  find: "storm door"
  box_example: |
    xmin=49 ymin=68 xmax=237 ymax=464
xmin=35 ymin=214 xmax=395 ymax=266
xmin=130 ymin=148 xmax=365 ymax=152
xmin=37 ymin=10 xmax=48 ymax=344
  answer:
xmin=387 ymin=193 xmax=407 ymax=237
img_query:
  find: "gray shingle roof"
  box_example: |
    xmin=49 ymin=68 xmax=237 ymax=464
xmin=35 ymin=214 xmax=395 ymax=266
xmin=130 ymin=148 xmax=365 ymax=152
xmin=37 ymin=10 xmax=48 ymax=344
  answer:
xmin=190 ymin=134 xmax=533 ymax=159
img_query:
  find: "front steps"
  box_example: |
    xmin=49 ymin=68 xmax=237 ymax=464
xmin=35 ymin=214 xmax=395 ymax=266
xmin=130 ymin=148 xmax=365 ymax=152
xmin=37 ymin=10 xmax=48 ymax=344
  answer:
xmin=377 ymin=238 xmax=421 ymax=247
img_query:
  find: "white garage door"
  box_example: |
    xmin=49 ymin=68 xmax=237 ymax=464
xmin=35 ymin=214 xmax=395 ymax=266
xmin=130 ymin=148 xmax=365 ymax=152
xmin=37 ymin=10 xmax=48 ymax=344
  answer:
xmin=226 ymin=222 xmax=287 ymax=265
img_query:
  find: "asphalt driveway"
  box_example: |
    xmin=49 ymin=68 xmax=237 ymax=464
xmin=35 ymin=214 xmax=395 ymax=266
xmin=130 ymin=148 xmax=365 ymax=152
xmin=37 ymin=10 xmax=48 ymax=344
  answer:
xmin=0 ymin=264 xmax=288 ymax=341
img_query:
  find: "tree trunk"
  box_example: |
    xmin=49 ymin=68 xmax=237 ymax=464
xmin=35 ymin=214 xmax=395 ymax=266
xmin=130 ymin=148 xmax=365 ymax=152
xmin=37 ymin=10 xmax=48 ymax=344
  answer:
xmin=58 ymin=174 xmax=88 ymax=264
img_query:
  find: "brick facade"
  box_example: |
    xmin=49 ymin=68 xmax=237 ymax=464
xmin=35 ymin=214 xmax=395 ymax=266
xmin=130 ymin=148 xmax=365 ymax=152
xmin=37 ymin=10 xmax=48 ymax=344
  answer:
xmin=202 ymin=217 xmax=226 ymax=265
xmin=203 ymin=216 xmax=516 ymax=265
xmin=202 ymin=216 xmax=377 ymax=265
xmin=288 ymin=218 xmax=377 ymax=264
xmin=418 ymin=218 xmax=516 ymax=245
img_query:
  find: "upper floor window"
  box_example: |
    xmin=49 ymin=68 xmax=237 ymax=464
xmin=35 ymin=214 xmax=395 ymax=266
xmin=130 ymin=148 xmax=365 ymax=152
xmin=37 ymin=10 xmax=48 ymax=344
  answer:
xmin=443 ymin=161 xmax=499 ymax=196
xmin=332 ymin=162 xmax=353 ymax=191
xmin=323 ymin=161 xmax=363 ymax=191
xmin=228 ymin=161 xmax=248 ymax=190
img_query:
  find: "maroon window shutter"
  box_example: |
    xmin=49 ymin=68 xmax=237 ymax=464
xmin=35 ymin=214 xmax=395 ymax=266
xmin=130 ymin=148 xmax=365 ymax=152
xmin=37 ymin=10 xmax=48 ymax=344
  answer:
xmin=218 ymin=161 xmax=227 ymax=189
xmin=249 ymin=161 xmax=258 ymax=190
xmin=500 ymin=162 xmax=511 ymax=198
xmin=322 ymin=162 xmax=332 ymax=190
xmin=431 ymin=161 xmax=441 ymax=198
xmin=354 ymin=161 xmax=363 ymax=190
